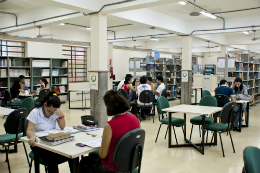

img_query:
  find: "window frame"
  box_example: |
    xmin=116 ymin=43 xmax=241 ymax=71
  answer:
xmin=0 ymin=40 xmax=25 ymax=57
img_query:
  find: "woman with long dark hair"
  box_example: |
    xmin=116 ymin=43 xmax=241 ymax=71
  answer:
xmin=11 ymin=78 xmax=25 ymax=103
xmin=39 ymin=78 xmax=50 ymax=91
xmin=26 ymin=91 xmax=71 ymax=173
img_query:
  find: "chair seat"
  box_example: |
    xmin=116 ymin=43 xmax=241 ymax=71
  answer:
xmin=129 ymin=103 xmax=135 ymax=106
xmin=29 ymin=151 xmax=68 ymax=165
xmin=190 ymin=116 xmax=214 ymax=125
xmin=0 ymin=133 xmax=23 ymax=143
xmin=137 ymin=104 xmax=153 ymax=108
xmin=7 ymin=102 xmax=21 ymax=106
xmin=160 ymin=117 xmax=186 ymax=127
xmin=153 ymin=102 xmax=157 ymax=105
xmin=205 ymin=123 xmax=228 ymax=131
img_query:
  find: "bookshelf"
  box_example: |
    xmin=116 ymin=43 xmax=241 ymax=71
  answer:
xmin=0 ymin=56 xmax=69 ymax=102
xmin=205 ymin=64 xmax=216 ymax=75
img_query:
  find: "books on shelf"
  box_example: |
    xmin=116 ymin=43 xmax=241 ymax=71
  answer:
xmin=236 ymin=63 xmax=243 ymax=71
xmin=41 ymin=69 xmax=50 ymax=76
xmin=24 ymin=61 xmax=29 ymax=66
xmin=52 ymin=69 xmax=59 ymax=76
xmin=60 ymin=61 xmax=68 ymax=67
xmin=0 ymin=80 xmax=6 ymax=87
xmin=0 ymin=69 xmax=7 ymax=77
xmin=55 ymin=86 xmax=67 ymax=93
xmin=9 ymin=69 xmax=29 ymax=77
xmin=0 ymin=58 xmax=7 ymax=67
xmin=9 ymin=59 xmax=16 ymax=67
xmin=32 ymin=60 xmax=50 ymax=67
xmin=61 ymin=78 xmax=67 ymax=84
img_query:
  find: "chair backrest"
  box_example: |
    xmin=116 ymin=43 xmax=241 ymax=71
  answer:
xmin=219 ymin=102 xmax=236 ymax=125
xmin=4 ymin=108 xmax=28 ymax=135
xmin=113 ymin=128 xmax=145 ymax=173
xmin=114 ymin=86 xmax=118 ymax=90
xmin=161 ymin=88 xmax=167 ymax=98
xmin=24 ymin=119 xmax=29 ymax=136
xmin=38 ymin=89 xmax=50 ymax=102
xmin=118 ymin=89 xmax=128 ymax=100
xmin=202 ymin=90 xmax=211 ymax=97
xmin=20 ymin=97 xmax=35 ymax=112
xmin=139 ymin=90 xmax=154 ymax=104
xmin=3 ymin=89 xmax=12 ymax=101
xmin=214 ymin=94 xmax=230 ymax=107
xmin=157 ymin=96 xmax=170 ymax=115
xmin=51 ymin=86 xmax=56 ymax=91
xmin=199 ymin=95 xmax=217 ymax=107
xmin=243 ymin=146 xmax=260 ymax=173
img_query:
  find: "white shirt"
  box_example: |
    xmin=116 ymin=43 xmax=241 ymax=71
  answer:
xmin=155 ymin=83 xmax=166 ymax=99
xmin=137 ymin=84 xmax=152 ymax=105
xmin=27 ymin=107 xmax=59 ymax=132
xmin=117 ymin=80 xmax=125 ymax=90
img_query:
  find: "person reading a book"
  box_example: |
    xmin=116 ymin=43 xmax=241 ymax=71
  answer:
xmin=26 ymin=91 xmax=70 ymax=173
xmin=78 ymin=89 xmax=140 ymax=173
xmin=19 ymin=75 xmax=28 ymax=90
xmin=39 ymin=78 xmax=50 ymax=91
xmin=11 ymin=78 xmax=25 ymax=103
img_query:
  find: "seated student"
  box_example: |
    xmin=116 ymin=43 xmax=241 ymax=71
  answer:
xmin=26 ymin=91 xmax=71 ymax=173
xmin=78 ymin=89 xmax=140 ymax=173
xmin=147 ymin=77 xmax=154 ymax=90
xmin=19 ymin=75 xmax=28 ymax=90
xmin=121 ymin=76 xmax=138 ymax=95
xmin=129 ymin=78 xmax=139 ymax=101
xmin=39 ymin=78 xmax=50 ymax=91
xmin=117 ymin=74 xmax=133 ymax=90
xmin=11 ymin=78 xmax=25 ymax=103
xmin=153 ymin=76 xmax=166 ymax=103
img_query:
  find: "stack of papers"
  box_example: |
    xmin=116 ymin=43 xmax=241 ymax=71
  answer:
xmin=80 ymin=138 xmax=102 ymax=148
xmin=34 ymin=127 xmax=81 ymax=137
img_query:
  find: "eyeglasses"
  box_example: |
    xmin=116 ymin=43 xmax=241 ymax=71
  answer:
xmin=46 ymin=107 xmax=56 ymax=115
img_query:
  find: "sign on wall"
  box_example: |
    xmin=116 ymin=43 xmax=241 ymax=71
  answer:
xmin=182 ymin=71 xmax=188 ymax=82
xmin=90 ymin=72 xmax=98 ymax=90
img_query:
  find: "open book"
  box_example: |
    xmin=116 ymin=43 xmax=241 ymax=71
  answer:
xmin=80 ymin=138 xmax=102 ymax=148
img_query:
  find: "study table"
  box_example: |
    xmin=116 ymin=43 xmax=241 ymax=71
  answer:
xmin=20 ymin=129 xmax=103 ymax=173
xmin=162 ymin=104 xmax=222 ymax=155
xmin=0 ymin=107 xmax=15 ymax=117
xmin=192 ymin=87 xmax=203 ymax=105
xmin=235 ymin=100 xmax=250 ymax=132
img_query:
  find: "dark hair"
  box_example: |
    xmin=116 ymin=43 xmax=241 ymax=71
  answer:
xmin=36 ymin=90 xmax=60 ymax=108
xmin=234 ymin=77 xmax=243 ymax=94
xmin=103 ymin=89 xmax=130 ymax=116
xmin=140 ymin=76 xmax=147 ymax=84
xmin=147 ymin=77 xmax=152 ymax=82
xmin=40 ymin=78 xmax=49 ymax=85
xmin=13 ymin=78 xmax=21 ymax=88
xmin=157 ymin=76 xmax=163 ymax=82
xmin=19 ymin=75 xmax=25 ymax=79
xmin=132 ymin=78 xmax=138 ymax=86
xmin=219 ymin=79 xmax=227 ymax=86
xmin=126 ymin=74 xmax=133 ymax=78
xmin=124 ymin=76 xmax=132 ymax=85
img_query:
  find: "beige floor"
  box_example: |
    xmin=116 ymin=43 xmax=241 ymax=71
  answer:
xmin=0 ymin=93 xmax=257 ymax=173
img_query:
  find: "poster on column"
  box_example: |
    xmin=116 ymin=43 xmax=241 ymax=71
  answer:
xmin=90 ymin=72 xmax=98 ymax=90
xmin=182 ymin=71 xmax=188 ymax=82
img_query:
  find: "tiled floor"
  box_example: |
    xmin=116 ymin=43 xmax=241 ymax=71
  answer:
xmin=0 ymin=94 xmax=258 ymax=173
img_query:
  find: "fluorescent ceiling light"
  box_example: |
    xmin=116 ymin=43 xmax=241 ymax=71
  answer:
xmin=200 ymin=11 xmax=217 ymax=19
xmin=178 ymin=1 xmax=186 ymax=5
xmin=150 ymin=36 xmax=159 ymax=41
xmin=86 ymin=27 xmax=91 ymax=30
xmin=243 ymin=31 xmax=249 ymax=34
xmin=59 ymin=23 xmax=65 ymax=25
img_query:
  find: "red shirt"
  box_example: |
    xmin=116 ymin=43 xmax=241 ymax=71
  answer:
xmin=101 ymin=113 xmax=140 ymax=171
xmin=121 ymin=84 xmax=130 ymax=94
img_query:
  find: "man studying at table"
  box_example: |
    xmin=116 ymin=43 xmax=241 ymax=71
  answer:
xmin=153 ymin=76 xmax=166 ymax=103
xmin=19 ymin=75 xmax=28 ymax=90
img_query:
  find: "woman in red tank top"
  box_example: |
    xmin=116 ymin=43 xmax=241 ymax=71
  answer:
xmin=78 ymin=89 xmax=140 ymax=173
xmin=121 ymin=76 xmax=137 ymax=94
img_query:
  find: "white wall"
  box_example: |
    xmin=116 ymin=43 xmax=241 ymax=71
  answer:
xmin=202 ymin=52 xmax=222 ymax=74
xmin=26 ymin=42 xmax=62 ymax=58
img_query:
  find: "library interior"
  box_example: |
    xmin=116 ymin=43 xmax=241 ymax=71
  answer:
xmin=0 ymin=0 xmax=260 ymax=173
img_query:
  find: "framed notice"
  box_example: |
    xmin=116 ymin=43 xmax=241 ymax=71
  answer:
xmin=90 ymin=72 xmax=98 ymax=90
xmin=182 ymin=71 xmax=188 ymax=82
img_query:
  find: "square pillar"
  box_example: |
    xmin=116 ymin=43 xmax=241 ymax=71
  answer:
xmin=220 ymin=45 xmax=228 ymax=57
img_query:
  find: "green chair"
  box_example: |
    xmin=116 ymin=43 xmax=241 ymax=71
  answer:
xmin=3 ymin=89 xmax=21 ymax=108
xmin=155 ymin=96 xmax=186 ymax=144
xmin=51 ymin=86 xmax=56 ymax=91
xmin=114 ymin=86 xmax=118 ymax=90
xmin=207 ymin=102 xmax=236 ymax=157
xmin=20 ymin=97 xmax=35 ymax=113
xmin=202 ymin=90 xmax=211 ymax=97
xmin=0 ymin=108 xmax=29 ymax=173
xmin=189 ymin=95 xmax=217 ymax=141
xmin=154 ymin=88 xmax=167 ymax=121
xmin=137 ymin=90 xmax=154 ymax=122
xmin=243 ymin=146 xmax=260 ymax=173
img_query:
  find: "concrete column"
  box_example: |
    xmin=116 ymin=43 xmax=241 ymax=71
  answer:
xmin=181 ymin=36 xmax=192 ymax=105
xmin=90 ymin=13 xmax=108 ymax=128
xmin=220 ymin=45 xmax=228 ymax=57
xmin=108 ymin=42 xmax=113 ymax=90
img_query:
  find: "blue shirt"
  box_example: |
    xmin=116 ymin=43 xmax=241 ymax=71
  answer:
xmin=215 ymin=86 xmax=234 ymax=99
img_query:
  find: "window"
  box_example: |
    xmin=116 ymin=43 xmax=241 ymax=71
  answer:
xmin=0 ymin=40 xmax=25 ymax=57
xmin=62 ymin=46 xmax=87 ymax=82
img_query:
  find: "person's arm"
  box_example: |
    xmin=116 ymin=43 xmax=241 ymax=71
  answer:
xmin=128 ymin=85 xmax=137 ymax=92
xmin=99 ymin=123 xmax=112 ymax=159
xmin=153 ymin=83 xmax=159 ymax=95
xmin=27 ymin=121 xmax=38 ymax=147
xmin=55 ymin=108 xmax=66 ymax=130
xmin=45 ymin=85 xmax=50 ymax=89
xmin=23 ymin=86 xmax=29 ymax=90
xmin=230 ymin=95 xmax=236 ymax=102
xmin=19 ymin=88 xmax=25 ymax=93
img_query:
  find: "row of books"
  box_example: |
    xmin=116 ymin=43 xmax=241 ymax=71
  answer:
xmin=56 ymin=86 xmax=67 ymax=93
xmin=53 ymin=77 xmax=68 ymax=84
xmin=9 ymin=69 xmax=29 ymax=77
xmin=167 ymin=85 xmax=176 ymax=90
xmin=0 ymin=69 xmax=7 ymax=77
xmin=0 ymin=58 xmax=7 ymax=67
xmin=32 ymin=60 xmax=50 ymax=67
xmin=40 ymin=69 xmax=65 ymax=76
xmin=167 ymin=91 xmax=177 ymax=98
xmin=60 ymin=61 xmax=68 ymax=67
xmin=0 ymin=81 xmax=6 ymax=87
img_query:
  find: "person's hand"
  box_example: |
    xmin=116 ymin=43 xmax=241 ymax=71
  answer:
xmin=28 ymin=136 xmax=38 ymax=147
xmin=232 ymin=80 xmax=235 ymax=85
xmin=154 ymin=83 xmax=157 ymax=88
xmin=21 ymin=89 xmax=25 ymax=94
xmin=54 ymin=108 xmax=64 ymax=117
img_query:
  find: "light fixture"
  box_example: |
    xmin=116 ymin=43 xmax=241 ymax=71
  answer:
xmin=178 ymin=1 xmax=186 ymax=5
xmin=243 ymin=31 xmax=249 ymax=34
xmin=86 ymin=27 xmax=91 ymax=30
xmin=150 ymin=27 xmax=159 ymax=41
xmin=200 ymin=11 xmax=217 ymax=19
xmin=59 ymin=23 xmax=65 ymax=25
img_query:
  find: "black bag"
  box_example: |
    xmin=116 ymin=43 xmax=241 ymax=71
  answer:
xmin=82 ymin=120 xmax=98 ymax=126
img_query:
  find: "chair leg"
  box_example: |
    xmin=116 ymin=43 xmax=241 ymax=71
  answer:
xmin=164 ymin=126 xmax=169 ymax=139
xmin=23 ymin=142 xmax=30 ymax=166
xmin=45 ymin=166 xmax=48 ymax=173
xmin=210 ymin=132 xmax=214 ymax=147
xmin=173 ymin=126 xmax=178 ymax=145
xmin=29 ymin=159 xmax=33 ymax=173
xmin=219 ymin=133 xmax=225 ymax=157
xmin=155 ymin=124 xmax=162 ymax=143
xmin=229 ymin=130 xmax=236 ymax=153
xmin=206 ymin=130 xmax=209 ymax=143
xmin=189 ymin=124 xmax=194 ymax=141
xmin=199 ymin=125 xmax=201 ymax=137
xmin=5 ymin=146 xmax=11 ymax=173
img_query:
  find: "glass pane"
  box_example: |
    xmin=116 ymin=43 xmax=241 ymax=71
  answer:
xmin=1 ymin=41 xmax=7 ymax=45
xmin=75 ymin=60 xmax=85 ymax=64
xmin=8 ymin=52 xmax=24 ymax=57
xmin=75 ymin=56 xmax=85 ymax=60
xmin=76 ymin=73 xmax=86 ymax=77
xmin=62 ymin=55 xmax=71 ymax=59
xmin=2 ymin=52 xmax=7 ymax=56
xmin=75 ymin=52 xmax=85 ymax=56
xmin=76 ymin=77 xmax=85 ymax=82
xmin=7 ymin=47 xmax=24 ymax=52
xmin=7 ymin=41 xmax=24 ymax=46
xmin=75 ymin=65 xmax=85 ymax=68
xmin=62 ymin=46 xmax=71 ymax=50
xmin=76 ymin=69 xmax=86 ymax=73
xmin=2 ymin=46 xmax=7 ymax=51
xmin=74 ymin=47 xmax=85 ymax=51
xmin=69 ymin=78 xmax=75 ymax=82
xmin=62 ymin=51 xmax=71 ymax=55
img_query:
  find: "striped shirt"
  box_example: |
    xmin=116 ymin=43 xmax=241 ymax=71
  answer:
xmin=21 ymin=82 xmax=28 ymax=89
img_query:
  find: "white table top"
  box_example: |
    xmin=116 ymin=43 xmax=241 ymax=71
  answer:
xmin=20 ymin=129 xmax=103 ymax=159
xmin=69 ymin=89 xmax=90 ymax=92
xmin=236 ymin=100 xmax=250 ymax=103
xmin=0 ymin=107 xmax=15 ymax=116
xmin=162 ymin=104 xmax=222 ymax=115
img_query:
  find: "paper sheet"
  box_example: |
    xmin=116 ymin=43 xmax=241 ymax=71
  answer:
xmin=34 ymin=127 xmax=81 ymax=137
xmin=20 ymin=90 xmax=29 ymax=95
xmin=218 ymin=59 xmax=225 ymax=68
xmin=81 ymin=138 xmax=102 ymax=148
xmin=130 ymin=61 xmax=134 ymax=68
xmin=228 ymin=59 xmax=235 ymax=68
xmin=136 ymin=61 xmax=140 ymax=69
